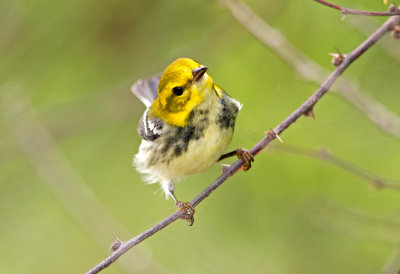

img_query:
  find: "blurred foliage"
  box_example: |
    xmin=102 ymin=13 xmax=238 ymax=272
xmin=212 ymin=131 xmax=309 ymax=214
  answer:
xmin=1 ymin=0 xmax=400 ymax=273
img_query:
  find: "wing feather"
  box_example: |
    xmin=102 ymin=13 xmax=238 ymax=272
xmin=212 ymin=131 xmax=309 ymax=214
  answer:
xmin=131 ymin=74 xmax=161 ymax=108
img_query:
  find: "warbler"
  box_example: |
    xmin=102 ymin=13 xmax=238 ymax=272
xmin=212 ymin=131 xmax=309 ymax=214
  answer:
xmin=132 ymin=58 xmax=254 ymax=225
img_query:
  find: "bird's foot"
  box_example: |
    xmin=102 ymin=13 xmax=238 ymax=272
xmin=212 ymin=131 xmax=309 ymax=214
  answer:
xmin=176 ymin=201 xmax=195 ymax=226
xmin=236 ymin=148 xmax=254 ymax=171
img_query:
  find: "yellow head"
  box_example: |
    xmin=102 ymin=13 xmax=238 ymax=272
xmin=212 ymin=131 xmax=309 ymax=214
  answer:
xmin=149 ymin=58 xmax=214 ymax=127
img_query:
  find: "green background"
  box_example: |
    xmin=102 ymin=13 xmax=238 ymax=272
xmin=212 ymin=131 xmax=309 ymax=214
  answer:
xmin=1 ymin=0 xmax=400 ymax=273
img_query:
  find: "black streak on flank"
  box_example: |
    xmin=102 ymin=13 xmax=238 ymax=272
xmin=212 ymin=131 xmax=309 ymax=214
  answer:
xmin=173 ymin=144 xmax=183 ymax=157
xmin=218 ymin=96 xmax=237 ymax=129
xmin=180 ymin=126 xmax=196 ymax=150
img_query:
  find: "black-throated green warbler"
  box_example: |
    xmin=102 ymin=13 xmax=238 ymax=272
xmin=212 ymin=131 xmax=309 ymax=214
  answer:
xmin=132 ymin=58 xmax=254 ymax=225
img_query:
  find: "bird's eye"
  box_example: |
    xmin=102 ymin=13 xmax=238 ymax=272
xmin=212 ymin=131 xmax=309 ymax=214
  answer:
xmin=172 ymin=86 xmax=184 ymax=96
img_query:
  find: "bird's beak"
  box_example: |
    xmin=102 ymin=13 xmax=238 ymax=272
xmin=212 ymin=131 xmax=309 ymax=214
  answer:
xmin=192 ymin=66 xmax=208 ymax=82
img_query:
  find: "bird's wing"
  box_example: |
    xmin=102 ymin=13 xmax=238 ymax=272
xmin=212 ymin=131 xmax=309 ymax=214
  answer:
xmin=137 ymin=109 xmax=164 ymax=141
xmin=132 ymin=74 xmax=164 ymax=141
xmin=131 ymin=74 xmax=161 ymax=108
xmin=131 ymin=73 xmax=164 ymax=141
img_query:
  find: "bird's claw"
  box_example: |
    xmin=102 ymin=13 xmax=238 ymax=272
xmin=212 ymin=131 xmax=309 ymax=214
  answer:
xmin=176 ymin=201 xmax=195 ymax=226
xmin=236 ymin=148 xmax=254 ymax=171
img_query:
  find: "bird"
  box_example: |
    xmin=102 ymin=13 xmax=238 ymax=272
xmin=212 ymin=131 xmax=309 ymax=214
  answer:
xmin=131 ymin=58 xmax=254 ymax=225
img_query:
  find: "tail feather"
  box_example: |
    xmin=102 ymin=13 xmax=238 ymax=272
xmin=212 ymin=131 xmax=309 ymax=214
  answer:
xmin=131 ymin=74 xmax=161 ymax=108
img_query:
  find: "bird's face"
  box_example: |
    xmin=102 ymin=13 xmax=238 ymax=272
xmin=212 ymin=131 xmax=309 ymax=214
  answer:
xmin=150 ymin=58 xmax=214 ymax=127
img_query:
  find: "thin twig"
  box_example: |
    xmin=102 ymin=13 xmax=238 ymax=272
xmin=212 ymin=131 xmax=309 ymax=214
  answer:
xmin=220 ymin=0 xmax=400 ymax=140
xmin=306 ymin=203 xmax=400 ymax=243
xmin=380 ymin=246 xmax=400 ymax=274
xmin=272 ymin=144 xmax=400 ymax=190
xmin=347 ymin=15 xmax=400 ymax=62
xmin=315 ymin=0 xmax=400 ymax=16
xmin=0 ymin=86 xmax=163 ymax=273
xmin=86 ymin=12 xmax=400 ymax=274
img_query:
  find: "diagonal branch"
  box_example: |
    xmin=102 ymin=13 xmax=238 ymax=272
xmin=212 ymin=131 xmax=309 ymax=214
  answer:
xmin=86 ymin=12 xmax=400 ymax=273
xmin=380 ymin=246 xmax=400 ymax=274
xmin=315 ymin=0 xmax=400 ymax=16
xmin=220 ymin=0 xmax=400 ymax=140
xmin=347 ymin=15 xmax=400 ymax=62
xmin=1 ymin=85 xmax=159 ymax=273
xmin=272 ymin=144 xmax=400 ymax=190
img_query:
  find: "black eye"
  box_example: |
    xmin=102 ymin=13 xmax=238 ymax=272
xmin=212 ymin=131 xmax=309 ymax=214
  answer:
xmin=172 ymin=86 xmax=184 ymax=96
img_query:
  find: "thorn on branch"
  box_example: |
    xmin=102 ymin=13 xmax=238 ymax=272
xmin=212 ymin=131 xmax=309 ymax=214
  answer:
xmin=329 ymin=49 xmax=345 ymax=67
xmin=264 ymin=130 xmax=276 ymax=142
xmin=389 ymin=3 xmax=397 ymax=12
xmin=303 ymin=107 xmax=316 ymax=119
xmin=110 ymin=238 xmax=123 ymax=252
xmin=265 ymin=129 xmax=284 ymax=143
xmin=392 ymin=26 xmax=400 ymax=39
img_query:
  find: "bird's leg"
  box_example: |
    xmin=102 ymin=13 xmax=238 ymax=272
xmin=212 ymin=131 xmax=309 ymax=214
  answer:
xmin=218 ymin=148 xmax=254 ymax=171
xmin=169 ymin=190 xmax=195 ymax=226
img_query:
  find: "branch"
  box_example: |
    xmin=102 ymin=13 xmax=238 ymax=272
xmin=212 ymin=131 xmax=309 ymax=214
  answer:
xmin=220 ymin=0 xmax=400 ymax=140
xmin=315 ymin=0 xmax=400 ymax=16
xmin=347 ymin=15 xmax=400 ymax=62
xmin=380 ymin=246 xmax=400 ymax=274
xmin=272 ymin=144 xmax=400 ymax=190
xmin=306 ymin=203 xmax=400 ymax=243
xmin=1 ymin=86 xmax=155 ymax=273
xmin=87 ymin=12 xmax=400 ymax=273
